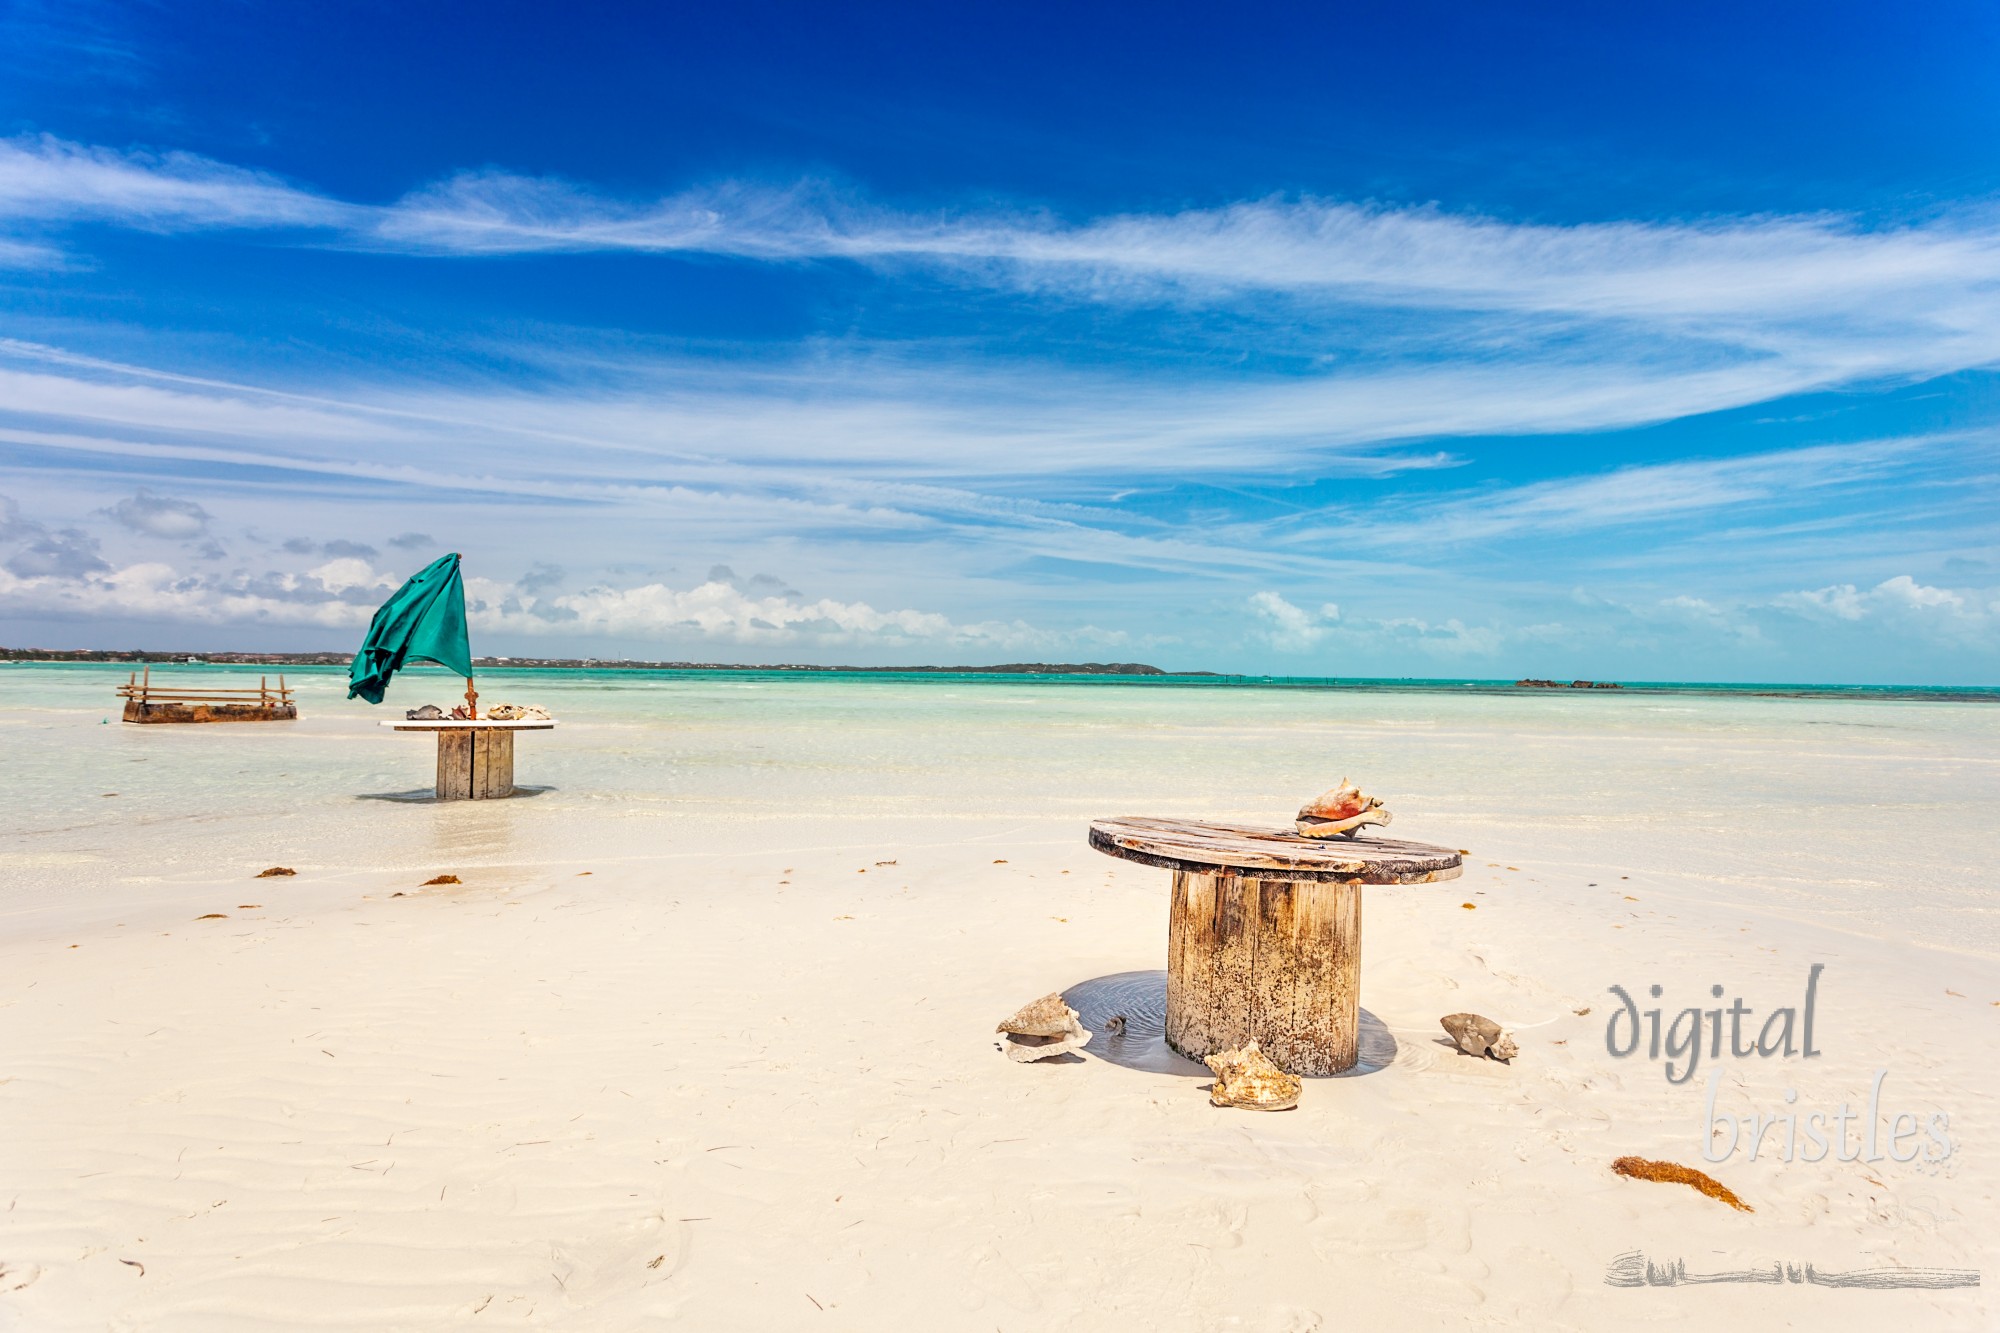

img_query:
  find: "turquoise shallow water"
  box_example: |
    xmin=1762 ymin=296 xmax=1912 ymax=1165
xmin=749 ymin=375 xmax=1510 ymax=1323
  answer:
xmin=4 ymin=662 xmax=1998 ymax=951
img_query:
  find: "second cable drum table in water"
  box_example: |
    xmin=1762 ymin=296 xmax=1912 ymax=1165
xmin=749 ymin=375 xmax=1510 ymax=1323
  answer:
xmin=380 ymin=718 xmax=557 ymax=800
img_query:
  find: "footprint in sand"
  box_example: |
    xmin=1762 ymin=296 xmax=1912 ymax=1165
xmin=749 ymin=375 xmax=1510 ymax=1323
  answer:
xmin=548 ymin=1212 xmax=695 ymax=1307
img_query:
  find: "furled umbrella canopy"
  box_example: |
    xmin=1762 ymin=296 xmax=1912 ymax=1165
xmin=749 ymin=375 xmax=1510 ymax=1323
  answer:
xmin=347 ymin=553 xmax=473 ymax=704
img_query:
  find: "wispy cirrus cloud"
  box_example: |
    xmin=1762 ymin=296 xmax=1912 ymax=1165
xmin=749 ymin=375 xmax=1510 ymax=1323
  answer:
xmin=1274 ymin=437 xmax=1958 ymax=553
xmin=1 ymin=337 xmax=1991 ymax=606
xmin=0 ymin=136 xmax=352 ymax=233
xmin=5 ymin=134 xmax=2000 ymax=475
xmin=6 ymin=134 xmax=2000 ymax=348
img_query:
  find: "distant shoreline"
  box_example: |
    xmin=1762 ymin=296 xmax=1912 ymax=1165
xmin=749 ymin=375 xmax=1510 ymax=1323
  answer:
xmin=3 ymin=649 xmax=1993 ymax=701
xmin=0 ymin=648 xmax=1191 ymax=676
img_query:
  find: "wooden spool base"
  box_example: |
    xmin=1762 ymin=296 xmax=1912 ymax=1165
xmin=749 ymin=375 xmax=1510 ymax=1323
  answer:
xmin=1166 ymin=871 xmax=1361 ymax=1076
xmin=435 ymin=728 xmax=515 ymax=800
xmin=1088 ymin=817 xmax=1462 ymax=1077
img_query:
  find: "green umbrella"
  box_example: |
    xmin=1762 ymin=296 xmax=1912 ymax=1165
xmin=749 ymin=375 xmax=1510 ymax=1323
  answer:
xmin=347 ymin=553 xmax=477 ymax=713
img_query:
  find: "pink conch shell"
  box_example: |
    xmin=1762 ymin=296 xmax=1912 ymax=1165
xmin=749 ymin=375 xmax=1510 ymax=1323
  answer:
xmin=1205 ymin=1041 xmax=1302 ymax=1110
xmin=1295 ymin=779 xmax=1392 ymax=838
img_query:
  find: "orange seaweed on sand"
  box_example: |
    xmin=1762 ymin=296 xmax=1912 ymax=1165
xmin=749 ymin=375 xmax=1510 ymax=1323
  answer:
xmin=422 ymin=874 xmax=461 ymax=885
xmin=1611 ymin=1156 xmax=1752 ymax=1212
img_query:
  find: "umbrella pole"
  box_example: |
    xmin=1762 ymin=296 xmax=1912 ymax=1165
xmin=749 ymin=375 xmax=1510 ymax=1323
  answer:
xmin=464 ymin=675 xmax=478 ymax=720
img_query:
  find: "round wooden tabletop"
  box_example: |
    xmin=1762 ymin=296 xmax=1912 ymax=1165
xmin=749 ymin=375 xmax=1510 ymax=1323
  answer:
xmin=380 ymin=719 xmax=558 ymax=732
xmin=1088 ymin=816 xmax=1462 ymax=884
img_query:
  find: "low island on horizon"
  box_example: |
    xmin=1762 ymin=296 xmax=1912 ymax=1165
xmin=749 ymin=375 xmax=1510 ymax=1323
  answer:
xmin=0 ymin=647 xmax=1194 ymax=676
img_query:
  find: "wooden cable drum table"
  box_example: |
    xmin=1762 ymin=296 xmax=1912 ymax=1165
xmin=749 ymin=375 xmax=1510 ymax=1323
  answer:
xmin=380 ymin=719 xmax=556 ymax=801
xmin=1088 ymin=817 xmax=1462 ymax=1075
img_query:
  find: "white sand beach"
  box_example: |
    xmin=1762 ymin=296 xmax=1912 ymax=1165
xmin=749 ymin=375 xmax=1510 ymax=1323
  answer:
xmin=2 ymin=669 xmax=1996 ymax=1330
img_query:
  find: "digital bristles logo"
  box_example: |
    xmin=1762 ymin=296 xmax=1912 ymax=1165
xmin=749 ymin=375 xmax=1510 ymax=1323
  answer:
xmin=1599 ymin=964 xmax=1976 ymax=1294
xmin=1603 ymin=965 xmax=1953 ymax=1164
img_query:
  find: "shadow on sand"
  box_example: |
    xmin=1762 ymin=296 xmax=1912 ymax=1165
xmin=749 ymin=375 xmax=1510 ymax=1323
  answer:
xmin=354 ymin=785 xmax=557 ymax=804
xmin=1060 ymin=969 xmax=1397 ymax=1078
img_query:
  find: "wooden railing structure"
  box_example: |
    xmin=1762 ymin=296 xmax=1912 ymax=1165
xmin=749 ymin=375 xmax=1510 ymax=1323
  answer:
xmin=117 ymin=667 xmax=299 ymax=723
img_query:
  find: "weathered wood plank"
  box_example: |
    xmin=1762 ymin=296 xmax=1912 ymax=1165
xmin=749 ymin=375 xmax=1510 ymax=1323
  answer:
xmin=436 ymin=729 xmax=474 ymax=801
xmin=1166 ymin=871 xmax=1259 ymax=1058
xmin=1247 ymin=877 xmax=1361 ymax=1075
xmin=121 ymin=701 xmax=298 ymax=723
xmin=474 ymin=728 xmax=515 ymax=798
xmin=1089 ymin=817 xmax=1460 ymax=884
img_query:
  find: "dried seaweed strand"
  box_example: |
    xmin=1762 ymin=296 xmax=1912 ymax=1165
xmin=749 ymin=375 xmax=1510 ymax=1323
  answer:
xmin=1611 ymin=1156 xmax=1753 ymax=1212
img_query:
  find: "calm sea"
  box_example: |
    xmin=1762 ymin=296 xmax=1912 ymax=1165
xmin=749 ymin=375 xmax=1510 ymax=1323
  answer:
xmin=4 ymin=662 xmax=1996 ymax=952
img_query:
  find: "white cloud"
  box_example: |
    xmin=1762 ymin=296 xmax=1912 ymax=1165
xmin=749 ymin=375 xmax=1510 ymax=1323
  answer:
xmin=1873 ymin=573 xmax=1965 ymax=612
xmin=4 ymin=527 xmax=107 ymax=579
xmin=0 ymin=493 xmax=34 ymax=541
xmin=493 ymin=576 xmax=1056 ymax=647
xmin=0 ymin=553 xmax=1095 ymax=651
xmin=1775 ymin=574 xmax=1973 ymax=623
xmin=1249 ymin=591 xmax=1338 ymax=650
xmin=105 ymin=487 xmax=210 ymax=538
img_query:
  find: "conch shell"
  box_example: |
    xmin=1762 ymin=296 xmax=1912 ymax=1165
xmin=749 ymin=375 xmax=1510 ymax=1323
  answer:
xmin=1204 ymin=1041 xmax=1302 ymax=1110
xmin=1440 ymin=1012 xmax=1519 ymax=1062
xmin=486 ymin=703 xmax=552 ymax=721
xmin=996 ymin=993 xmax=1092 ymax=1063
xmin=405 ymin=703 xmax=446 ymax=720
xmin=1295 ymin=780 xmax=1391 ymax=838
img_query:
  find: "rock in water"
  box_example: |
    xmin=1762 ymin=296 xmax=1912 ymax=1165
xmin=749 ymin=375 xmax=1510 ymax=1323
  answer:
xmin=996 ymin=993 xmax=1092 ymax=1063
xmin=1295 ymin=780 xmax=1392 ymax=838
xmin=1205 ymin=1041 xmax=1302 ymax=1110
xmin=1440 ymin=1012 xmax=1519 ymax=1062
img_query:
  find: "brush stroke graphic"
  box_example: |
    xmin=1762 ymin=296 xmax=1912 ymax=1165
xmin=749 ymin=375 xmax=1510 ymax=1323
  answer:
xmin=1606 ymin=1250 xmax=1979 ymax=1289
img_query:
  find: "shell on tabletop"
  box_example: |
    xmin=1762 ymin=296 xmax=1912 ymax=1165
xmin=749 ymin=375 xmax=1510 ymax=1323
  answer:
xmin=1295 ymin=780 xmax=1392 ymax=839
xmin=996 ymin=993 xmax=1092 ymax=1063
xmin=405 ymin=703 xmax=447 ymax=720
xmin=1440 ymin=1012 xmax=1519 ymax=1063
xmin=1204 ymin=1040 xmax=1302 ymax=1111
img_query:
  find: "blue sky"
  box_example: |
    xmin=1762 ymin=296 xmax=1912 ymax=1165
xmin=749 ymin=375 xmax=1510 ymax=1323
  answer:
xmin=0 ymin=2 xmax=1996 ymax=681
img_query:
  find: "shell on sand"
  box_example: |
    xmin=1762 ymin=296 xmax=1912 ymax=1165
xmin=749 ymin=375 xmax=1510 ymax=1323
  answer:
xmin=1295 ymin=779 xmax=1392 ymax=839
xmin=1440 ymin=1012 xmax=1519 ymax=1062
xmin=996 ymin=993 xmax=1092 ymax=1063
xmin=1204 ymin=1041 xmax=1302 ymax=1111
